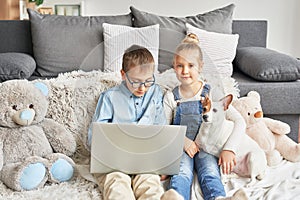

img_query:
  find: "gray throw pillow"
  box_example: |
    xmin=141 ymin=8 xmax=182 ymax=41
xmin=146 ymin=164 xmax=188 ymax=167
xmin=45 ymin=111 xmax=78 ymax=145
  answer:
xmin=27 ymin=9 xmax=132 ymax=77
xmin=235 ymin=47 xmax=300 ymax=81
xmin=0 ymin=53 xmax=36 ymax=82
xmin=130 ymin=4 xmax=235 ymax=72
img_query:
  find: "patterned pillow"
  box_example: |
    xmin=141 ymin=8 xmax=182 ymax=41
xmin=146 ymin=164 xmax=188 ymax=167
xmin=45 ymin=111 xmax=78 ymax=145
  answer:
xmin=186 ymin=23 xmax=239 ymax=77
xmin=103 ymin=23 xmax=159 ymax=73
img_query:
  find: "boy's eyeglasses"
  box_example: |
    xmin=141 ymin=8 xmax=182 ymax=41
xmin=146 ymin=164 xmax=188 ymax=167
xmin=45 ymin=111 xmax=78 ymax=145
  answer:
xmin=126 ymin=73 xmax=155 ymax=88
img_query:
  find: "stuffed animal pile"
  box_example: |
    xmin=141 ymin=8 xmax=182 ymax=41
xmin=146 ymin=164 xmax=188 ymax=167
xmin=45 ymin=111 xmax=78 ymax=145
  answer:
xmin=0 ymin=80 xmax=76 ymax=191
xmin=232 ymin=91 xmax=300 ymax=166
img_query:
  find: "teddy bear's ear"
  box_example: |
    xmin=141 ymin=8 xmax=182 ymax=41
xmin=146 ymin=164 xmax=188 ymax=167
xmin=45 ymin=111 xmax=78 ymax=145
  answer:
xmin=34 ymin=82 xmax=49 ymax=97
xmin=247 ymin=91 xmax=260 ymax=102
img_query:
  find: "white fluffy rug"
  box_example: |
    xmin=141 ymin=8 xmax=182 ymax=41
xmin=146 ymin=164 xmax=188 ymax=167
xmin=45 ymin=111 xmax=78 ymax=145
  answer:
xmin=0 ymin=176 xmax=101 ymax=200
xmin=45 ymin=70 xmax=122 ymax=158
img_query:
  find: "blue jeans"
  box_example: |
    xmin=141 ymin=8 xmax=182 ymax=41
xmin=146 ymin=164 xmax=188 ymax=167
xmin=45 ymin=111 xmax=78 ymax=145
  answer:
xmin=195 ymin=151 xmax=225 ymax=200
xmin=169 ymin=151 xmax=225 ymax=200
xmin=169 ymin=152 xmax=194 ymax=200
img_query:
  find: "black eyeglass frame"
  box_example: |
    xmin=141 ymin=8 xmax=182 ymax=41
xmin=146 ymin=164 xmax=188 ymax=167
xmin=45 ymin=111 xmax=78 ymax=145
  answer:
xmin=125 ymin=73 xmax=155 ymax=88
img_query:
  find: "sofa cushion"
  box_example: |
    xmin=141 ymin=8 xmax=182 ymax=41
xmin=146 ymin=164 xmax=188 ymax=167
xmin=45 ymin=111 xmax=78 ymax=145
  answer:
xmin=130 ymin=4 xmax=235 ymax=72
xmin=0 ymin=53 xmax=36 ymax=82
xmin=0 ymin=20 xmax=33 ymax=55
xmin=233 ymin=71 xmax=300 ymax=115
xmin=103 ymin=23 xmax=159 ymax=73
xmin=235 ymin=47 xmax=300 ymax=81
xmin=27 ymin=9 xmax=132 ymax=77
xmin=186 ymin=23 xmax=239 ymax=77
xmin=232 ymin=20 xmax=267 ymax=49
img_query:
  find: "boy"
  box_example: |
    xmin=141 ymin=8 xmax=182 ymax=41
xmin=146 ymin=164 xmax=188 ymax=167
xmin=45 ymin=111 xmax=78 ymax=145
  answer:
xmin=88 ymin=45 xmax=180 ymax=200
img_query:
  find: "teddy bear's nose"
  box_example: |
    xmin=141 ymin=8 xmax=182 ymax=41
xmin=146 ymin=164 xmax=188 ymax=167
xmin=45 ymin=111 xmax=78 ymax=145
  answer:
xmin=12 ymin=109 xmax=36 ymax=126
xmin=20 ymin=110 xmax=33 ymax=120
xmin=254 ymin=111 xmax=263 ymax=118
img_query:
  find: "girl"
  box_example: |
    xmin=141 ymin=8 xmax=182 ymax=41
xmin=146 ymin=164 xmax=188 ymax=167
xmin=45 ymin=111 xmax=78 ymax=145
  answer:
xmin=163 ymin=34 xmax=248 ymax=200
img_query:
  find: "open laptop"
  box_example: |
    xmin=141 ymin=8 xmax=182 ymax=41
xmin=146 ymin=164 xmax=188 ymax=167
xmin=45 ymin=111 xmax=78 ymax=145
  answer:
xmin=90 ymin=123 xmax=186 ymax=175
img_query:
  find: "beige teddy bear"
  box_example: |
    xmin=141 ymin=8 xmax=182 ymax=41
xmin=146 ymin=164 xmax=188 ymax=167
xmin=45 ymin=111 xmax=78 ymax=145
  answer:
xmin=232 ymin=91 xmax=300 ymax=166
xmin=0 ymin=80 xmax=76 ymax=191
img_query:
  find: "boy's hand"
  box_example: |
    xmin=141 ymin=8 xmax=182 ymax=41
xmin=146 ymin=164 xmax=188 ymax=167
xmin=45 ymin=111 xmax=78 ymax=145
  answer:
xmin=218 ymin=150 xmax=236 ymax=174
xmin=185 ymin=142 xmax=199 ymax=158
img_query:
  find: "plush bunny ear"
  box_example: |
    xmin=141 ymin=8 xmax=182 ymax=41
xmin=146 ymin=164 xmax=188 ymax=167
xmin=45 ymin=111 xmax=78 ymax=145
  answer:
xmin=247 ymin=91 xmax=260 ymax=102
xmin=34 ymin=82 xmax=49 ymax=97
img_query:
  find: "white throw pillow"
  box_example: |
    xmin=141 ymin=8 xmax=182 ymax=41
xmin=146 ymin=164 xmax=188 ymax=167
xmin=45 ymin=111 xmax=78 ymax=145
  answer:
xmin=103 ymin=23 xmax=159 ymax=73
xmin=185 ymin=23 xmax=239 ymax=77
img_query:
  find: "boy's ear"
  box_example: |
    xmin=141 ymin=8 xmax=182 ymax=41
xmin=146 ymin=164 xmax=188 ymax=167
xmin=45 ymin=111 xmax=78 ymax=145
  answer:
xmin=120 ymin=69 xmax=126 ymax=80
xmin=220 ymin=94 xmax=233 ymax=111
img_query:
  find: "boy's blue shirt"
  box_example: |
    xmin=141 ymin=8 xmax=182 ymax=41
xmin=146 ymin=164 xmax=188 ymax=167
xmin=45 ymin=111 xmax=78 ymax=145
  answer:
xmin=88 ymin=81 xmax=167 ymax=146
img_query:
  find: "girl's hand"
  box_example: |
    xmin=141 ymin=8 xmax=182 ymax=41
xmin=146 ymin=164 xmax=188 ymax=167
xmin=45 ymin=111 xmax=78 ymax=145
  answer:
xmin=185 ymin=142 xmax=199 ymax=158
xmin=218 ymin=150 xmax=236 ymax=174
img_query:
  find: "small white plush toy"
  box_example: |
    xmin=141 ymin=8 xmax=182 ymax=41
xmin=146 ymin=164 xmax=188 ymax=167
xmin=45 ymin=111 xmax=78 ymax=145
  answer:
xmin=0 ymin=80 xmax=76 ymax=191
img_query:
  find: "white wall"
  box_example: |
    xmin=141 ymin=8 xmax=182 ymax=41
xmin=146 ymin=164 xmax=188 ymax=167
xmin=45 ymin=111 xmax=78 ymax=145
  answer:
xmin=82 ymin=0 xmax=300 ymax=58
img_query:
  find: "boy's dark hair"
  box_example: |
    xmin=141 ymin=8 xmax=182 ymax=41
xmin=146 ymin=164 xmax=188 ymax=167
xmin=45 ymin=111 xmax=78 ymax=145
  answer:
xmin=122 ymin=45 xmax=155 ymax=73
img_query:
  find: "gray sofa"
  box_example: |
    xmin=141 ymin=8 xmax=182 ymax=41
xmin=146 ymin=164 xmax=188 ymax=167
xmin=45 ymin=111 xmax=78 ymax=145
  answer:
xmin=231 ymin=21 xmax=300 ymax=142
xmin=0 ymin=5 xmax=299 ymax=142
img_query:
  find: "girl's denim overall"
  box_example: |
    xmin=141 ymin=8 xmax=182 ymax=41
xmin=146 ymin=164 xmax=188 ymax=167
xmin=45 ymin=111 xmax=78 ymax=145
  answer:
xmin=169 ymin=85 xmax=226 ymax=200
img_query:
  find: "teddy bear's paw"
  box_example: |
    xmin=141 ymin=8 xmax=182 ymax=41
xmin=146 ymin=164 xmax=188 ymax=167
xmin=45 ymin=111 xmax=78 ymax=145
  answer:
xmin=283 ymin=143 xmax=300 ymax=162
xmin=266 ymin=150 xmax=282 ymax=166
xmin=20 ymin=162 xmax=47 ymax=190
xmin=49 ymin=158 xmax=74 ymax=183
